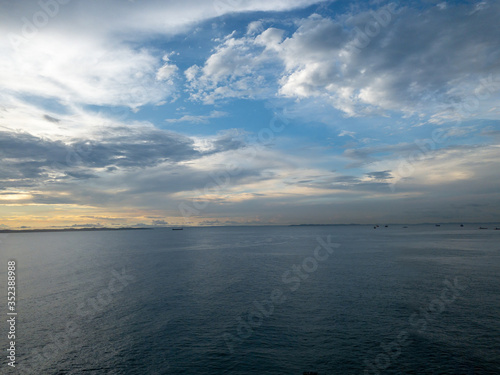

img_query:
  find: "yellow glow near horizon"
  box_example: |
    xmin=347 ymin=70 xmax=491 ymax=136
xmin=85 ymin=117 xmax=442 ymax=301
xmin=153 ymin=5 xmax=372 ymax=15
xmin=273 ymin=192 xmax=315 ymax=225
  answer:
xmin=0 ymin=193 xmax=33 ymax=201
xmin=0 ymin=203 xmax=192 ymax=229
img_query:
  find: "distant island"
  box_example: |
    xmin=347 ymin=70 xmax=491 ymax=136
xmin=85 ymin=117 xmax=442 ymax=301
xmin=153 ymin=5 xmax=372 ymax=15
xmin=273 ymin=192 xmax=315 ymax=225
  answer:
xmin=0 ymin=227 xmax=151 ymax=234
xmin=289 ymin=222 xmax=500 ymax=227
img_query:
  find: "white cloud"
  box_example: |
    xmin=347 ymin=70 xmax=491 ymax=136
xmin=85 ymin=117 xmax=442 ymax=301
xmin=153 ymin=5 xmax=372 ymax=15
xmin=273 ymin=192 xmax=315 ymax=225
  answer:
xmin=0 ymin=0 xmax=326 ymax=41
xmin=339 ymin=130 xmax=356 ymax=138
xmin=156 ymin=63 xmax=179 ymax=82
xmin=185 ymin=30 xmax=282 ymax=103
xmin=187 ymin=2 xmax=500 ymax=121
xmin=0 ymin=33 xmax=177 ymax=110
xmin=156 ymin=53 xmax=179 ymax=83
xmin=0 ymin=0 xmax=325 ymax=116
xmin=276 ymin=4 xmax=500 ymax=119
xmin=247 ymin=20 xmax=264 ymax=35
xmin=254 ymin=27 xmax=285 ymax=48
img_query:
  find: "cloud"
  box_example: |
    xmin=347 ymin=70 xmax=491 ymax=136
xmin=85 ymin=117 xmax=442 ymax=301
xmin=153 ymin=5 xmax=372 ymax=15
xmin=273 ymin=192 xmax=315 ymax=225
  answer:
xmin=185 ymin=30 xmax=283 ymax=103
xmin=365 ymin=170 xmax=393 ymax=180
xmin=0 ymin=127 xmax=196 ymax=171
xmin=1 ymin=0 xmax=500 ymax=226
xmin=152 ymin=220 xmax=168 ymax=225
xmin=70 ymin=223 xmax=103 ymax=228
xmin=0 ymin=121 xmax=257 ymax=214
xmin=156 ymin=64 xmax=179 ymax=82
xmin=342 ymin=142 xmax=415 ymax=167
xmin=2 ymin=1 xmax=325 ymax=115
xmin=247 ymin=21 xmax=264 ymax=35
xmin=0 ymin=0 xmax=326 ymax=130
xmin=0 ymin=123 xmax=250 ymax=194
xmin=165 ymin=110 xmax=228 ymax=124
xmin=276 ymin=3 xmax=500 ymax=119
xmin=339 ymin=130 xmax=356 ymax=138
xmin=0 ymin=33 xmax=177 ymax=110
xmin=386 ymin=144 xmax=500 ymax=197
xmin=187 ymin=2 xmax=500 ymax=120
xmin=43 ymin=114 xmax=60 ymax=123
xmin=1 ymin=0 xmax=325 ymax=39
xmin=156 ymin=54 xmax=179 ymax=83
xmin=286 ymin=171 xmax=394 ymax=193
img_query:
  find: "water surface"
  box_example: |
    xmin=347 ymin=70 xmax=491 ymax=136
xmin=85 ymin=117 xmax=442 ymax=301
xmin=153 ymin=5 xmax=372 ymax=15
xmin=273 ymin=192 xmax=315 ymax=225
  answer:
xmin=0 ymin=225 xmax=499 ymax=374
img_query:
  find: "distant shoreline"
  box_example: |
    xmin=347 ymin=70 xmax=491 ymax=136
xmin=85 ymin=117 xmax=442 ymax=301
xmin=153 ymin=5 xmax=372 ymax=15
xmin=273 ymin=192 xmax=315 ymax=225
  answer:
xmin=0 ymin=227 xmax=152 ymax=234
xmin=1 ymin=223 xmax=499 ymax=233
xmin=289 ymin=222 xmax=500 ymax=226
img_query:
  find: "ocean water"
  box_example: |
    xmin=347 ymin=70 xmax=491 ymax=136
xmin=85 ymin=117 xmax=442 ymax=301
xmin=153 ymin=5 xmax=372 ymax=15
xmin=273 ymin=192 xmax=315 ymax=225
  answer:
xmin=0 ymin=225 xmax=499 ymax=374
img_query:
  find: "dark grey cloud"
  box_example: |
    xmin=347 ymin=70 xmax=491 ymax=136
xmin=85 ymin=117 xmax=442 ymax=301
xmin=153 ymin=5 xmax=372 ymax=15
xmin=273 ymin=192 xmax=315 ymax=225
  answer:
xmin=331 ymin=175 xmax=361 ymax=183
xmin=71 ymin=129 xmax=201 ymax=168
xmin=480 ymin=128 xmax=500 ymax=138
xmin=0 ymin=131 xmax=66 ymax=160
xmin=0 ymin=127 xmax=247 ymax=190
xmin=70 ymin=223 xmax=103 ymax=228
xmin=343 ymin=143 xmax=414 ymax=167
xmin=209 ymin=135 xmax=246 ymax=154
xmin=342 ymin=142 xmax=484 ymax=168
xmin=152 ymin=220 xmax=168 ymax=225
xmin=0 ymin=132 xmax=66 ymax=187
xmin=80 ymin=216 xmax=126 ymax=221
xmin=43 ymin=115 xmax=60 ymax=123
xmin=122 ymin=165 xmax=264 ymax=196
xmin=365 ymin=170 xmax=393 ymax=180
xmin=65 ymin=171 xmax=99 ymax=179
xmin=287 ymin=173 xmax=393 ymax=193
xmin=185 ymin=171 xmax=500 ymax=224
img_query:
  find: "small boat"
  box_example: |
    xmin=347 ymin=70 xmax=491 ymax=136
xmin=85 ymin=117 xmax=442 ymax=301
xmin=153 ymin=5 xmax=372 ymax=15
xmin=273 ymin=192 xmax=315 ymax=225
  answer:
xmin=403 ymin=226 xmax=408 ymax=228
xmin=435 ymin=224 xmax=440 ymax=227
xmin=478 ymin=227 xmax=488 ymax=230
xmin=172 ymin=227 xmax=183 ymax=230
xmin=460 ymin=224 xmax=464 ymax=227
xmin=385 ymin=225 xmax=388 ymax=228
xmin=495 ymin=228 xmax=500 ymax=230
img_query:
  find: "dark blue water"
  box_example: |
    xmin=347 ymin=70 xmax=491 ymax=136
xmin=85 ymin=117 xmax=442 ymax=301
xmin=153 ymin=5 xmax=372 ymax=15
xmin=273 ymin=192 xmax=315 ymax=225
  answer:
xmin=1 ymin=225 xmax=499 ymax=374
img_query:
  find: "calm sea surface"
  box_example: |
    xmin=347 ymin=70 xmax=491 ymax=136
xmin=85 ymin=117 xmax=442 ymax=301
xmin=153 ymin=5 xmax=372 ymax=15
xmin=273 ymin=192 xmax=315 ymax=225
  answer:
xmin=0 ymin=225 xmax=499 ymax=374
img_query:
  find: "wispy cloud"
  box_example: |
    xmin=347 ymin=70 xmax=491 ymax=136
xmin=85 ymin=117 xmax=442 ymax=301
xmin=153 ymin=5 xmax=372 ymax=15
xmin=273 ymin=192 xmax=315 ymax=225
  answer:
xmin=165 ymin=110 xmax=228 ymax=124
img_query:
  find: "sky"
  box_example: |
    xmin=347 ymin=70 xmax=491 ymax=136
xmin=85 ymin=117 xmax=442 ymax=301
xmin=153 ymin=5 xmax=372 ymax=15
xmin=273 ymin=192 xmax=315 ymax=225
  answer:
xmin=0 ymin=0 xmax=499 ymax=228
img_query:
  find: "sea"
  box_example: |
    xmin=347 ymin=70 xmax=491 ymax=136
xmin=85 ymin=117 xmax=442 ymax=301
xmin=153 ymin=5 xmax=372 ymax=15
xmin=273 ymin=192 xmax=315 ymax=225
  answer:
xmin=0 ymin=225 xmax=499 ymax=374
